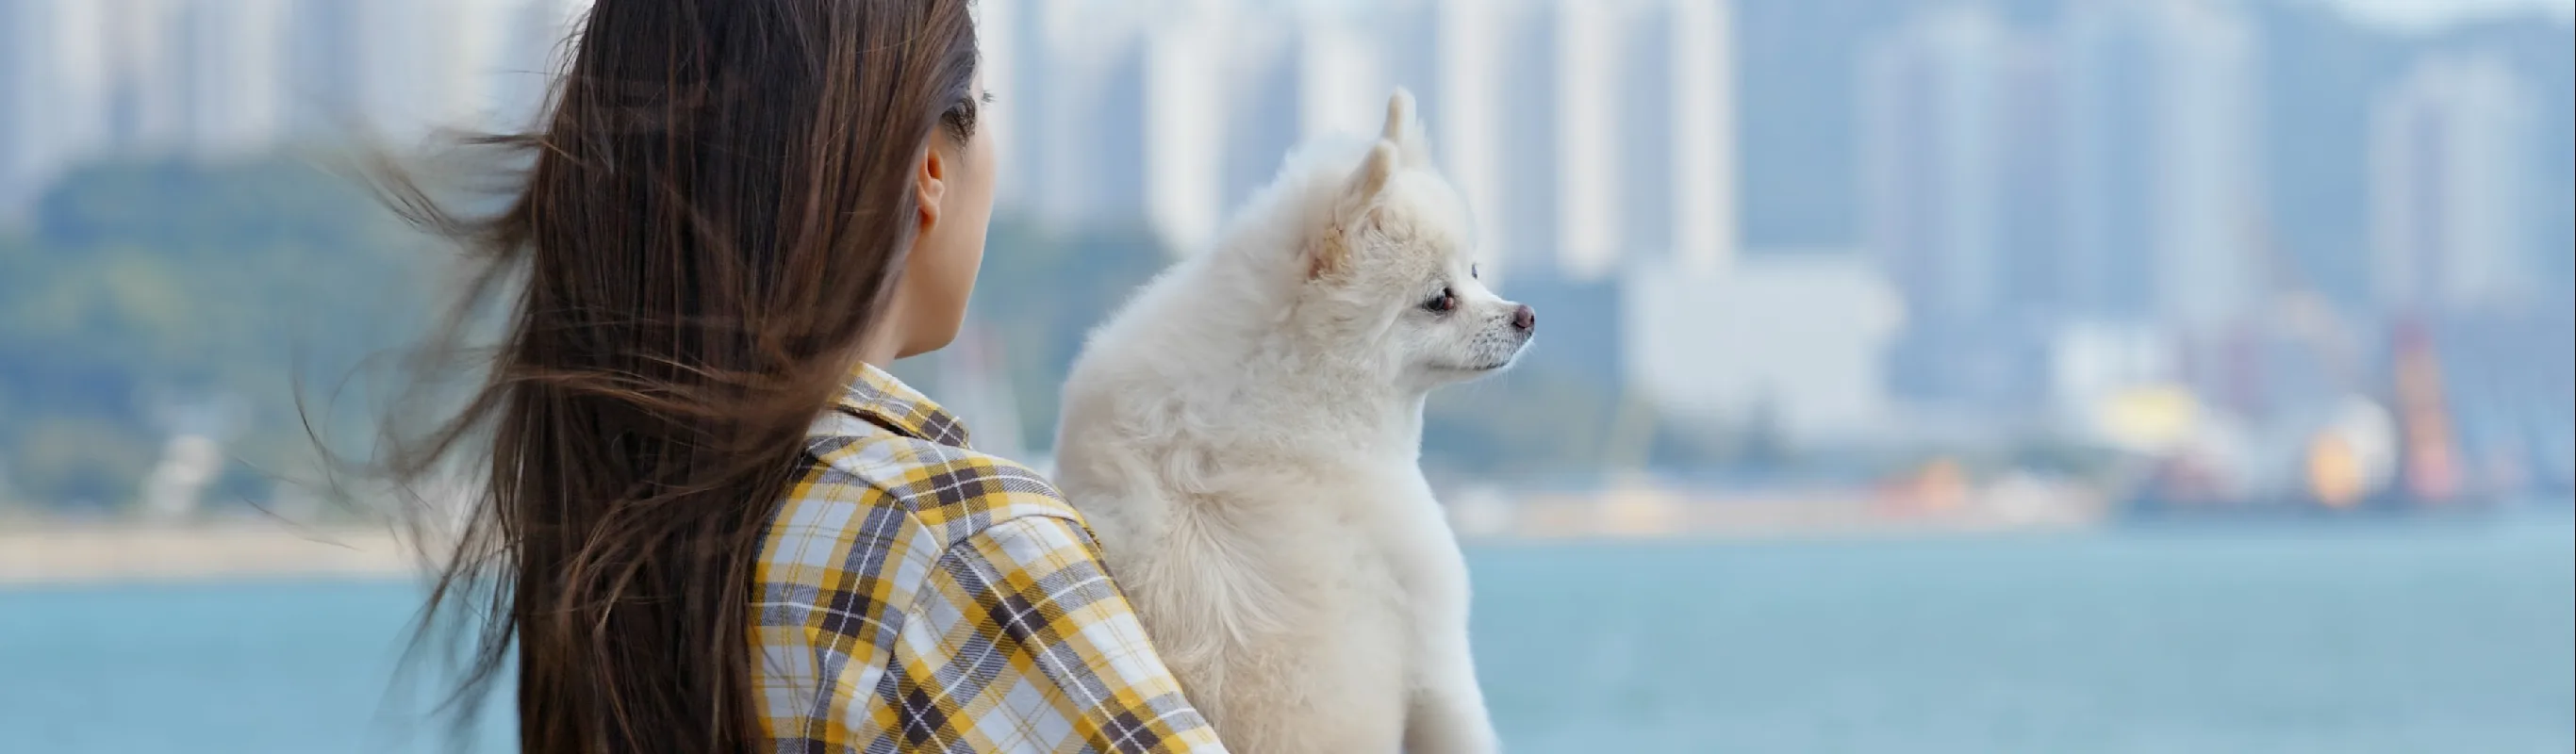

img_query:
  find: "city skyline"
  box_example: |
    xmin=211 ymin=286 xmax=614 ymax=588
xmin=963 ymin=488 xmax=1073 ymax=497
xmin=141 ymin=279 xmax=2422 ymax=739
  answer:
xmin=4 ymin=0 xmax=2556 ymax=292
xmin=1 ymin=0 xmax=2568 ymax=431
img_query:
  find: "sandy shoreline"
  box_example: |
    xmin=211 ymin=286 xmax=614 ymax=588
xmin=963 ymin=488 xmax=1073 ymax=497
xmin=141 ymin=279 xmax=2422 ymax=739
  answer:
xmin=0 ymin=521 xmax=418 ymax=586
xmin=1 ymin=482 xmax=2113 ymax=587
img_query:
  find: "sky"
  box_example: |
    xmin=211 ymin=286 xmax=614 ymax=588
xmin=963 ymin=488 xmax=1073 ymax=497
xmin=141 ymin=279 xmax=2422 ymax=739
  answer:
xmin=2326 ymin=0 xmax=2576 ymax=29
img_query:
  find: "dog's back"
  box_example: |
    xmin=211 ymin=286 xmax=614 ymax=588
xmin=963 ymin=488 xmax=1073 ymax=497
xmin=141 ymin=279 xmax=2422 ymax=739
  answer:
xmin=1056 ymin=326 xmax=1451 ymax=752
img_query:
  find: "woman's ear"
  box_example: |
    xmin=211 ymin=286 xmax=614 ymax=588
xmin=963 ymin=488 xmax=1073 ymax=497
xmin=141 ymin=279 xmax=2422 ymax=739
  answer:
xmin=916 ymin=145 xmax=949 ymax=232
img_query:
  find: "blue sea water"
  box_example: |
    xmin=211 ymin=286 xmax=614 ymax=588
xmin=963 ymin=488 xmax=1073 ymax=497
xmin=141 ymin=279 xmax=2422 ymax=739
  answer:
xmin=3 ymin=516 xmax=2569 ymax=753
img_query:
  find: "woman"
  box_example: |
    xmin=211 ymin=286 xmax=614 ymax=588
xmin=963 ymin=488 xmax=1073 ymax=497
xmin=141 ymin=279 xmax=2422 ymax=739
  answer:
xmin=380 ymin=2 xmax=1226 ymax=752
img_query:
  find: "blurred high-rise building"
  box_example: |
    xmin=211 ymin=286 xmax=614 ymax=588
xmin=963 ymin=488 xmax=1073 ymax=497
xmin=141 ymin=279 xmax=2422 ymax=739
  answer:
xmin=1140 ymin=0 xmax=1230 ymax=254
xmin=1552 ymin=0 xmax=1621 ymax=280
xmin=5 ymin=0 xmax=291 ymax=216
xmin=103 ymin=0 xmax=193 ymax=151
xmin=1483 ymin=3 xmax=1562 ymax=278
xmin=1377 ymin=0 xmax=1488 ymax=270
xmin=1860 ymin=0 xmax=2267 ymax=413
xmin=1197 ymin=1 xmax=1388 ymax=243
xmin=493 ymin=0 xmax=586 ymax=133
xmin=2370 ymin=53 xmax=2539 ymax=315
xmin=8 ymin=0 xmax=1745 ymax=279
xmin=177 ymin=0 xmax=290 ymax=156
xmin=351 ymin=0 xmax=474 ymax=139
xmin=2059 ymin=0 xmax=2264 ymax=331
xmin=980 ymin=0 xmax=1034 ymax=211
xmin=1464 ymin=0 xmax=1736 ymax=282
xmin=982 ymin=1 xmax=1252 ymax=257
xmin=1657 ymin=0 xmax=1736 ymax=276
xmin=1019 ymin=4 xmax=1152 ymax=235
xmin=0 ymin=0 xmax=556 ymax=222
xmin=1861 ymin=6 xmax=2064 ymax=409
xmin=1623 ymin=250 xmax=1903 ymax=443
xmin=985 ymin=0 xmax=1335 ymax=252
xmin=1862 ymin=7 xmax=2019 ymax=330
xmin=284 ymin=0 xmax=368 ymax=137
xmin=1 ymin=0 xmax=107 ymax=221
xmin=1214 ymin=11 xmax=1308 ymax=219
xmin=976 ymin=0 xmax=1735 ymax=275
xmin=279 ymin=0 xmax=529 ymax=140
xmin=1600 ymin=0 xmax=1735 ymax=278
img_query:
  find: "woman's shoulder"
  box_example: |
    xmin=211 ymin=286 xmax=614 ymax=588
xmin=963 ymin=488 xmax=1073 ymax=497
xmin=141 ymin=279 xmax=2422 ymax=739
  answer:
xmin=787 ymin=426 xmax=1086 ymax=553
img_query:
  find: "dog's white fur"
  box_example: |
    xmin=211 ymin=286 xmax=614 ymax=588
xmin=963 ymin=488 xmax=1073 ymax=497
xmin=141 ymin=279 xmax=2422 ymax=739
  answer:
xmin=1053 ymin=90 xmax=1523 ymax=753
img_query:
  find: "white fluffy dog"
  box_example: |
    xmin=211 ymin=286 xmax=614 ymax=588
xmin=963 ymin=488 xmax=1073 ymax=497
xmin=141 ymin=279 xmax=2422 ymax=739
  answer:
xmin=1052 ymin=90 xmax=1527 ymax=753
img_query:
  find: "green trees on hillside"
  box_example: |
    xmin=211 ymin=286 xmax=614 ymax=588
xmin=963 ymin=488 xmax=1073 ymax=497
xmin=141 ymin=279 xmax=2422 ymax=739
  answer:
xmin=0 ymin=156 xmax=426 ymax=510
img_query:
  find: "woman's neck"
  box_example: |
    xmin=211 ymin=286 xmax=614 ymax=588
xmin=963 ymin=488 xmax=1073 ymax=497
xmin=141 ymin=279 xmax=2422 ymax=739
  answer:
xmin=857 ymin=307 xmax=909 ymax=369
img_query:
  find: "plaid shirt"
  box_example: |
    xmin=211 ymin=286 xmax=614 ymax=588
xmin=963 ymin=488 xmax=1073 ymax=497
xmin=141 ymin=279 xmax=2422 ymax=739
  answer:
xmin=754 ymin=364 xmax=1227 ymax=753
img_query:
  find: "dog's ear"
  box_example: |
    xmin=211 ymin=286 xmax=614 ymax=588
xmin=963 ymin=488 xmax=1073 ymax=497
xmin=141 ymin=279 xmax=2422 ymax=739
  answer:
xmin=1380 ymin=88 xmax=1431 ymax=169
xmin=1313 ymin=140 xmax=1400 ymax=279
xmin=1346 ymin=139 xmax=1398 ymax=202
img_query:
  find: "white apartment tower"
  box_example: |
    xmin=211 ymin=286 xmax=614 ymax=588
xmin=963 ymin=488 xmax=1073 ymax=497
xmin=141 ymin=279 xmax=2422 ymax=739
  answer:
xmin=2370 ymin=53 xmax=2538 ymax=314
xmin=2059 ymin=0 xmax=2263 ymax=330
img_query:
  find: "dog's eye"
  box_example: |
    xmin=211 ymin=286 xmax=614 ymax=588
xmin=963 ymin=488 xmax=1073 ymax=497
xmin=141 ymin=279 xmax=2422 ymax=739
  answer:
xmin=1422 ymin=287 xmax=1457 ymax=314
xmin=1470 ymin=264 xmax=1479 ymax=280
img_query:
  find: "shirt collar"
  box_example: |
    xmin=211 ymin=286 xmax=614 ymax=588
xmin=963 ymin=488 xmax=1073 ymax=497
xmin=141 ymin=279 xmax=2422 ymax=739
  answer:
xmin=830 ymin=362 xmax=972 ymax=448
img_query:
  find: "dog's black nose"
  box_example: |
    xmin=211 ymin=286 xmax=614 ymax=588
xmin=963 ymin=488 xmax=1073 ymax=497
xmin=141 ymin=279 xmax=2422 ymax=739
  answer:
xmin=1511 ymin=304 xmax=1536 ymax=333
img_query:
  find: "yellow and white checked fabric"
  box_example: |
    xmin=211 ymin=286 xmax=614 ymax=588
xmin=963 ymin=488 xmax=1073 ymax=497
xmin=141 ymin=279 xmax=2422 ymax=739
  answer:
xmin=754 ymin=364 xmax=1227 ymax=753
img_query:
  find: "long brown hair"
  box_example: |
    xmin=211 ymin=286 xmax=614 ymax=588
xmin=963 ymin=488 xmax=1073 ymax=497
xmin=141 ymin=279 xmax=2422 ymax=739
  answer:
xmin=366 ymin=1 xmax=983 ymax=751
